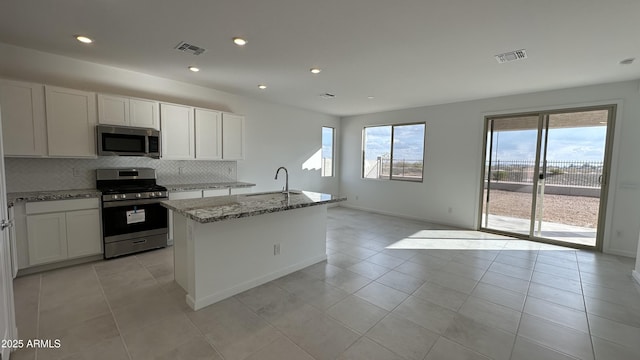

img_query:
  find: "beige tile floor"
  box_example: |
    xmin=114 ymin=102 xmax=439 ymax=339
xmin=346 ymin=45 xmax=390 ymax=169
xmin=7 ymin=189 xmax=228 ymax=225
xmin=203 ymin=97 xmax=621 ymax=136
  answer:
xmin=11 ymin=207 xmax=640 ymax=360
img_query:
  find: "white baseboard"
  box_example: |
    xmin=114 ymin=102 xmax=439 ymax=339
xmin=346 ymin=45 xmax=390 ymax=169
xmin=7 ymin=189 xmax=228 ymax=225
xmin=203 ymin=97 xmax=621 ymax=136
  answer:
xmin=190 ymin=253 xmax=327 ymax=311
xmin=602 ymin=247 xmax=637 ymax=258
xmin=339 ymin=204 xmax=465 ymax=229
xmin=633 ymin=270 xmax=640 ymax=285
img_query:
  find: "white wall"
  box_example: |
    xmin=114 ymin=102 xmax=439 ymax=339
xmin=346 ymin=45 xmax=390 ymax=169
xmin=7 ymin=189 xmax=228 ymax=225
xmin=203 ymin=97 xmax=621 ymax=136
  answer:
xmin=0 ymin=43 xmax=340 ymax=195
xmin=634 ymin=233 xmax=640 ymax=284
xmin=341 ymin=80 xmax=640 ymax=257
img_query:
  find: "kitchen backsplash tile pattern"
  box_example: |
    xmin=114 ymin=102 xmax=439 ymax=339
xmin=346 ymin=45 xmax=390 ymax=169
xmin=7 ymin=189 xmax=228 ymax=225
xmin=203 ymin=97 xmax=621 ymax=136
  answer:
xmin=5 ymin=157 xmax=237 ymax=192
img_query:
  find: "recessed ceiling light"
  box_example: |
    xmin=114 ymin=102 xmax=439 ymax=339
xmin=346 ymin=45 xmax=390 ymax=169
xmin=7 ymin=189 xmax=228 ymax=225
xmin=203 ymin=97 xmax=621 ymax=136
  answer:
xmin=75 ymin=35 xmax=93 ymax=44
xmin=310 ymin=68 xmax=322 ymax=74
xmin=257 ymin=84 xmax=267 ymax=90
xmin=367 ymin=96 xmax=375 ymax=100
xmin=233 ymin=37 xmax=247 ymax=46
xmin=619 ymin=58 xmax=635 ymax=65
xmin=188 ymin=66 xmax=200 ymax=72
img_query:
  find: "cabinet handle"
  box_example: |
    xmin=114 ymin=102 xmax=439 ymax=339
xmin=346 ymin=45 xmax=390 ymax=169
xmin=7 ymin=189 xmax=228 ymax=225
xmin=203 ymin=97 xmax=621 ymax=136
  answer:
xmin=132 ymin=239 xmax=147 ymax=244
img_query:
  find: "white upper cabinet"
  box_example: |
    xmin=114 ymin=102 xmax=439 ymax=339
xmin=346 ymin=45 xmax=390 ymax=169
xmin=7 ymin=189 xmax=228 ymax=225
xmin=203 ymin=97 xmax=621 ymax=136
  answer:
xmin=222 ymin=113 xmax=245 ymax=160
xmin=98 ymin=94 xmax=159 ymax=130
xmin=130 ymin=98 xmax=159 ymax=129
xmin=0 ymin=79 xmax=47 ymax=157
xmin=160 ymin=103 xmax=195 ymax=160
xmin=195 ymin=108 xmax=222 ymax=160
xmin=97 ymin=94 xmax=128 ymax=126
xmin=45 ymin=86 xmax=97 ymax=158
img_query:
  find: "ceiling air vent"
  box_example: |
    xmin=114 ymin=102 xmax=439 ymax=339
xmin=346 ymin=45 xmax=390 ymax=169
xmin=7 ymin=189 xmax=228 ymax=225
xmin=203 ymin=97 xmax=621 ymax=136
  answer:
xmin=319 ymin=93 xmax=336 ymax=99
xmin=495 ymin=49 xmax=527 ymax=64
xmin=174 ymin=41 xmax=206 ymax=55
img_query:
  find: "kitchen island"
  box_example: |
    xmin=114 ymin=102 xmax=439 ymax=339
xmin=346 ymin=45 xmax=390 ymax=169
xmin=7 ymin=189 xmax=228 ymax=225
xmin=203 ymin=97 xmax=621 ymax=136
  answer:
xmin=161 ymin=190 xmax=346 ymax=310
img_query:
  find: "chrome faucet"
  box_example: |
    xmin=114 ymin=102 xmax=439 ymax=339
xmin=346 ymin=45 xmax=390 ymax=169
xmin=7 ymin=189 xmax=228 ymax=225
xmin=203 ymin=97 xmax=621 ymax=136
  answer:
xmin=274 ymin=166 xmax=289 ymax=195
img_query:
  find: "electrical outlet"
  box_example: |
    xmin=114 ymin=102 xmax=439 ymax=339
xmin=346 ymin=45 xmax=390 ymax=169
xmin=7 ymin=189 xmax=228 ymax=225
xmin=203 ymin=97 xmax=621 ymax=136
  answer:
xmin=448 ymin=207 xmax=453 ymax=214
xmin=72 ymin=167 xmax=81 ymax=177
xmin=273 ymin=243 xmax=281 ymax=255
xmin=355 ymin=195 xmax=359 ymax=201
xmin=178 ymin=167 xmax=184 ymax=175
xmin=228 ymin=167 xmax=232 ymax=174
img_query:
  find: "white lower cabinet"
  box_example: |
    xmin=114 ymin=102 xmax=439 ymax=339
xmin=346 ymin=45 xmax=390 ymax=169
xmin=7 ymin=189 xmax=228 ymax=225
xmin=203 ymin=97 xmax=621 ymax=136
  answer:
xmin=66 ymin=209 xmax=102 ymax=258
xmin=23 ymin=198 xmax=101 ymax=267
xmin=26 ymin=212 xmax=67 ymax=265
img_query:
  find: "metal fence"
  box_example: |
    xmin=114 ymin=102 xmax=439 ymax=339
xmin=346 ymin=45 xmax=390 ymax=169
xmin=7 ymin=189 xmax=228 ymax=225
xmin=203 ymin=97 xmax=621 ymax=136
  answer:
xmin=364 ymin=157 xmax=423 ymax=180
xmin=487 ymin=160 xmax=603 ymax=188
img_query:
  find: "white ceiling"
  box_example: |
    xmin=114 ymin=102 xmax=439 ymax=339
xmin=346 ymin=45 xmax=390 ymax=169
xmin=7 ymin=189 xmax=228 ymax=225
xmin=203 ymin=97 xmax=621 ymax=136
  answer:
xmin=1 ymin=0 xmax=639 ymax=117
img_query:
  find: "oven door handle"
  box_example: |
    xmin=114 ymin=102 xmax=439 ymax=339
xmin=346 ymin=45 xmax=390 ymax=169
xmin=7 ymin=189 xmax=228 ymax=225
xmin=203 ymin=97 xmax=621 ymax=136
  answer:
xmin=102 ymin=198 xmax=166 ymax=208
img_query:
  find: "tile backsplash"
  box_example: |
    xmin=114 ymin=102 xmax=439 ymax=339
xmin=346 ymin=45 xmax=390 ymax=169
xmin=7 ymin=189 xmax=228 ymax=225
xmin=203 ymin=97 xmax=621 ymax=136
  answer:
xmin=4 ymin=157 xmax=237 ymax=192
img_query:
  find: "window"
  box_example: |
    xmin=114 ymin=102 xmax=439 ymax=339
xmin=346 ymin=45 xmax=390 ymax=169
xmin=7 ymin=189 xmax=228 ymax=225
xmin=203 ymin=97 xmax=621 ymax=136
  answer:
xmin=321 ymin=126 xmax=335 ymax=177
xmin=362 ymin=123 xmax=425 ymax=181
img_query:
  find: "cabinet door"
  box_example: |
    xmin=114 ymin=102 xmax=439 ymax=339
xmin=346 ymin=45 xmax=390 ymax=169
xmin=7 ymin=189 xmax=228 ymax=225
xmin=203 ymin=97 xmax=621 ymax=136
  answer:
xmin=26 ymin=212 xmax=67 ymax=266
xmin=66 ymin=209 xmax=102 ymax=258
xmin=160 ymin=103 xmax=194 ymax=159
xmin=45 ymin=86 xmax=97 ymax=157
xmin=222 ymin=113 xmax=245 ymax=160
xmin=195 ymin=108 xmax=222 ymax=160
xmin=130 ymin=98 xmax=159 ymax=130
xmin=0 ymin=79 xmax=47 ymax=156
xmin=97 ymin=94 xmax=129 ymax=126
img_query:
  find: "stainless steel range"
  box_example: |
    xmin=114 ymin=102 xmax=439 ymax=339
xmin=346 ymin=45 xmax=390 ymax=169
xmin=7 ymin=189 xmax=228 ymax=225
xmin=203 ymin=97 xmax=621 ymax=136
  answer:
xmin=96 ymin=168 xmax=168 ymax=258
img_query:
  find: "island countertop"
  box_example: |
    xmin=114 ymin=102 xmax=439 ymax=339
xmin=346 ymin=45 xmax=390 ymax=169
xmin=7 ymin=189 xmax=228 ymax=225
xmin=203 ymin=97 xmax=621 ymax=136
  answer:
xmin=161 ymin=190 xmax=346 ymax=223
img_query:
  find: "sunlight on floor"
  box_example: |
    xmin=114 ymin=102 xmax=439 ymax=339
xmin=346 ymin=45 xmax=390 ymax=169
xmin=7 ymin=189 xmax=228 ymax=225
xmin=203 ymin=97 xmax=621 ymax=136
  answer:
xmin=385 ymin=229 xmax=578 ymax=252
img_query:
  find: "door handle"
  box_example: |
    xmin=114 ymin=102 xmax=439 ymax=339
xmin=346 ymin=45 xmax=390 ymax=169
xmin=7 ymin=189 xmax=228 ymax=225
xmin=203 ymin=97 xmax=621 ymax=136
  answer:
xmin=0 ymin=219 xmax=13 ymax=231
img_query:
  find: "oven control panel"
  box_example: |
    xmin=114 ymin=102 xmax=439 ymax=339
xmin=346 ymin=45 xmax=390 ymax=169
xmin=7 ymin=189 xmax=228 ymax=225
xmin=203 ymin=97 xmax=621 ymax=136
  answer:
xmin=102 ymin=191 xmax=168 ymax=202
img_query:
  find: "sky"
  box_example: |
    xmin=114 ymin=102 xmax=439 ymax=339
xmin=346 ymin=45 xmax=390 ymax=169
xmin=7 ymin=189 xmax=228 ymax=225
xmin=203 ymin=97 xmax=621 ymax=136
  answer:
xmin=355 ymin=122 xmax=606 ymax=164
xmin=321 ymin=127 xmax=334 ymax=159
xmin=364 ymin=124 xmax=425 ymax=161
xmin=489 ymin=126 xmax=607 ymax=162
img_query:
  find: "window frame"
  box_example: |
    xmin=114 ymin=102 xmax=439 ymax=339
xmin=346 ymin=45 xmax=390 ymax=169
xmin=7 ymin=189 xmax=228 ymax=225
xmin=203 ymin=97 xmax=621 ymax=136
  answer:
xmin=361 ymin=122 xmax=426 ymax=182
xmin=321 ymin=126 xmax=335 ymax=177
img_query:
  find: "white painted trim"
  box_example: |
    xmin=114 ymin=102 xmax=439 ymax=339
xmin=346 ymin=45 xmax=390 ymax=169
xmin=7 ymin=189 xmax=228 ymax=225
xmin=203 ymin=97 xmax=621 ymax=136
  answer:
xmin=190 ymin=254 xmax=327 ymax=310
xmin=339 ymin=204 xmax=464 ymax=229
xmin=602 ymin=248 xmax=636 ymax=258
xmin=633 ymin=270 xmax=640 ymax=285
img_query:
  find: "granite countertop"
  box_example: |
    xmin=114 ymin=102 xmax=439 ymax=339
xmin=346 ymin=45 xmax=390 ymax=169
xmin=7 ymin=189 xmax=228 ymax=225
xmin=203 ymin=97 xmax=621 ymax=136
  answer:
xmin=161 ymin=181 xmax=256 ymax=192
xmin=8 ymin=189 xmax=102 ymax=207
xmin=161 ymin=190 xmax=346 ymax=223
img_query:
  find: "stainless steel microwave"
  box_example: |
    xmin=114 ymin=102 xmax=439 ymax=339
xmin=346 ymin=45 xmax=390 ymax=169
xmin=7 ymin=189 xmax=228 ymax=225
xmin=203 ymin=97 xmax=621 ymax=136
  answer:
xmin=97 ymin=125 xmax=161 ymax=158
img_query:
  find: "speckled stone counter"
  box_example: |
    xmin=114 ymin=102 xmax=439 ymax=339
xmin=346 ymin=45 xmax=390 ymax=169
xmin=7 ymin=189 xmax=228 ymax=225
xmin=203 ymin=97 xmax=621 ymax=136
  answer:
xmin=161 ymin=190 xmax=346 ymax=223
xmin=7 ymin=189 xmax=102 ymax=207
xmin=161 ymin=181 xmax=256 ymax=192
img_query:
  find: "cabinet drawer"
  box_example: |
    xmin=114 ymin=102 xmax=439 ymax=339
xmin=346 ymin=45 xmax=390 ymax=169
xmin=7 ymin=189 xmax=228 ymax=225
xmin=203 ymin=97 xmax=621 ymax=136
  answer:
xmin=26 ymin=198 xmax=100 ymax=215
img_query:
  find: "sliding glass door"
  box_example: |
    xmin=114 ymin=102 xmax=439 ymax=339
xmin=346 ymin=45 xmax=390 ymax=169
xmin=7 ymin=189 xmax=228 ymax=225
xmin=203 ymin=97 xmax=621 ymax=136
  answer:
xmin=481 ymin=106 xmax=615 ymax=249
